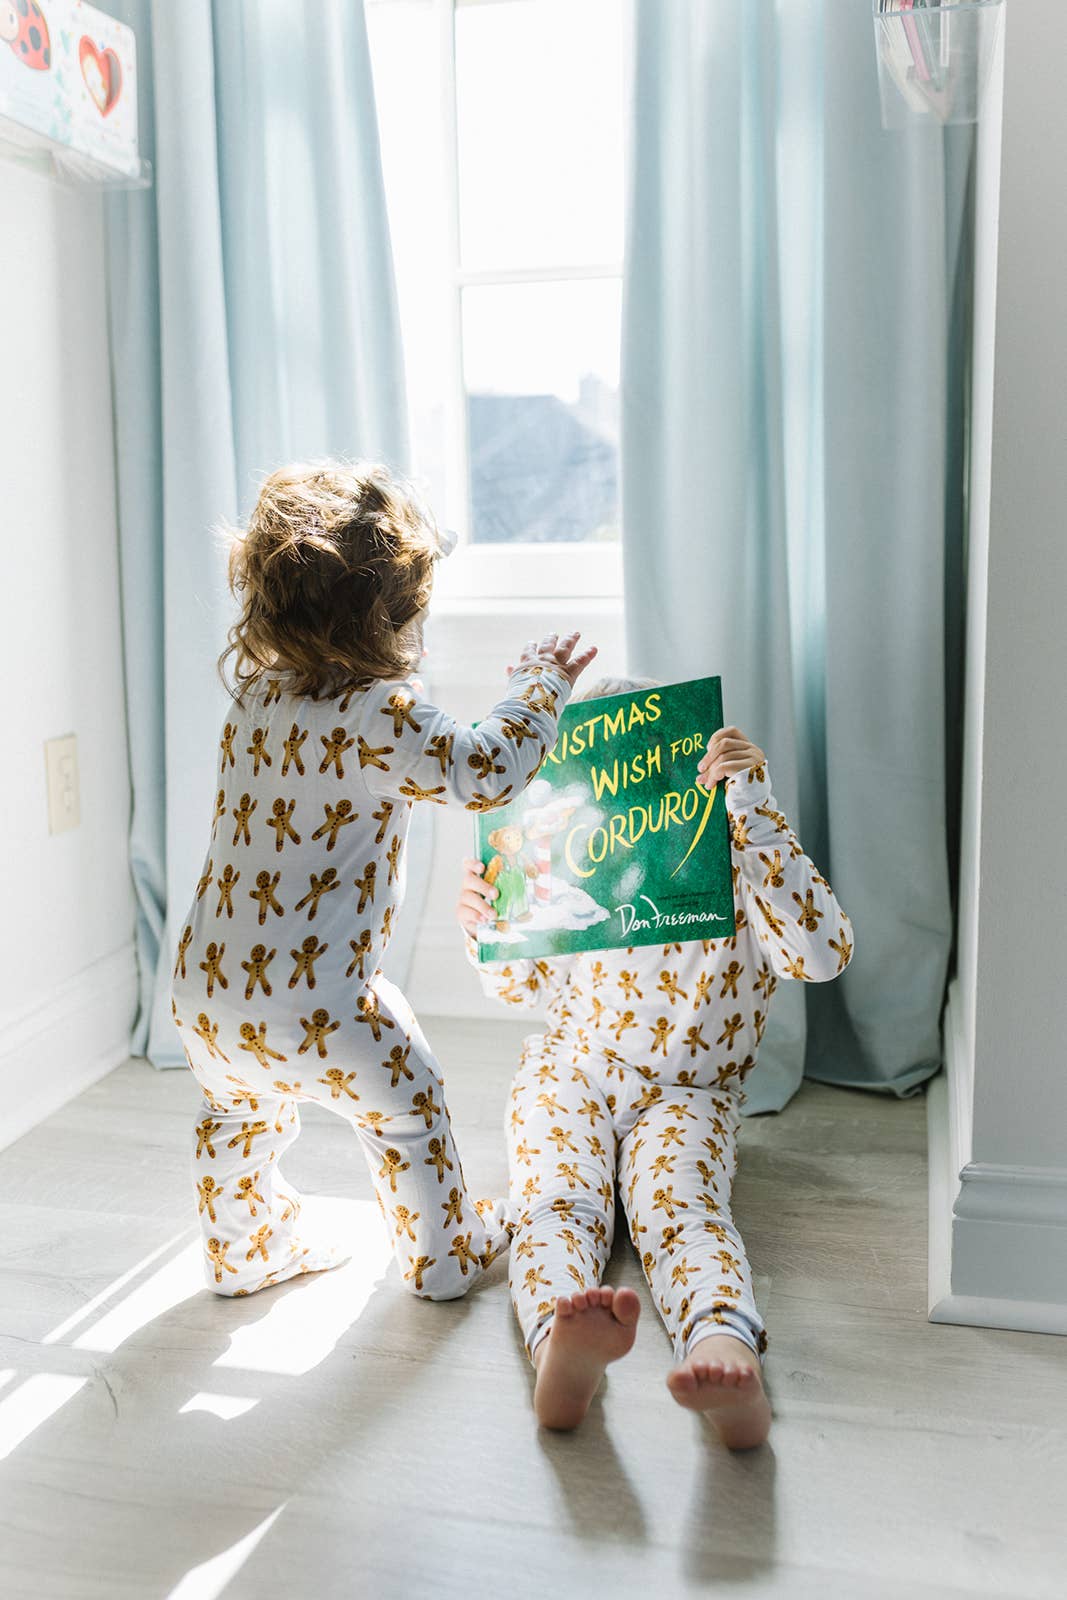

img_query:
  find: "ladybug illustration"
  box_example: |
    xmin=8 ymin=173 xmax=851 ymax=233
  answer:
xmin=1 ymin=1 xmax=51 ymax=69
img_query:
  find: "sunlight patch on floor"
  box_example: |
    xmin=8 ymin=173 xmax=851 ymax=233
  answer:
xmin=213 ymin=1199 xmax=391 ymax=1377
xmin=42 ymin=1231 xmax=195 ymax=1346
xmin=178 ymin=1392 xmax=260 ymax=1421
xmin=72 ymin=1241 xmax=203 ymax=1354
xmin=0 ymin=1373 xmax=88 ymax=1462
xmin=164 ymin=1505 xmax=287 ymax=1600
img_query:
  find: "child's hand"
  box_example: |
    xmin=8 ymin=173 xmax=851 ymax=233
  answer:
xmin=513 ymin=630 xmax=598 ymax=689
xmin=456 ymin=857 xmax=498 ymax=935
xmin=697 ymin=726 xmax=766 ymax=787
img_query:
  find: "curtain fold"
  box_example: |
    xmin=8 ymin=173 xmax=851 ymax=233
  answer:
xmin=622 ymin=0 xmax=972 ymax=1111
xmin=107 ymin=0 xmax=409 ymax=1066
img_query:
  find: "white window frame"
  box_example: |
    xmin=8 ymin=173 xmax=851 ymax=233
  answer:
xmin=375 ymin=0 xmax=625 ymax=604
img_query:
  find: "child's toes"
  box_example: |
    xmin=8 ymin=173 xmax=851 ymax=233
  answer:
xmin=613 ymin=1287 xmax=641 ymax=1325
xmin=571 ymin=1291 xmax=589 ymax=1313
xmin=556 ymin=1296 xmax=575 ymax=1319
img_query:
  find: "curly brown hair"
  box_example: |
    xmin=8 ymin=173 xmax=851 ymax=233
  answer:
xmin=220 ymin=461 xmax=446 ymax=699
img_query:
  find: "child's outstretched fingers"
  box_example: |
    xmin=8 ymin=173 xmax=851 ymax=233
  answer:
xmin=549 ymin=630 xmax=598 ymax=687
xmin=515 ymin=629 xmax=598 ymax=689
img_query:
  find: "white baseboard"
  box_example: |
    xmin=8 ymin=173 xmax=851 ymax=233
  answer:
xmin=0 ymin=941 xmax=138 ymax=1152
xmin=929 ymin=1290 xmax=1067 ymax=1336
xmin=929 ymin=988 xmax=1067 ymax=1335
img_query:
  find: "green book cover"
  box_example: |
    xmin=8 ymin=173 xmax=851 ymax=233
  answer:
xmin=474 ymin=676 xmax=736 ymax=962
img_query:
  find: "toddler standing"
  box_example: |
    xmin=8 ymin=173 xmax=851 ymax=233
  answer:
xmin=173 ymin=461 xmax=595 ymax=1298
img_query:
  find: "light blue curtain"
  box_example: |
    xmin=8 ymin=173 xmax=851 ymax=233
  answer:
xmin=106 ymin=0 xmax=409 ymax=1067
xmin=622 ymin=0 xmax=971 ymax=1111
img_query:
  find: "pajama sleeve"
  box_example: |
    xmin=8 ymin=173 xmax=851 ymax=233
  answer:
xmin=355 ymin=663 xmax=570 ymax=812
xmin=725 ymin=763 xmax=854 ymax=983
xmin=462 ymin=935 xmax=557 ymax=1012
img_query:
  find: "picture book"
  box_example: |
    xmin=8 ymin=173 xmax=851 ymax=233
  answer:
xmin=473 ymin=676 xmax=736 ymax=962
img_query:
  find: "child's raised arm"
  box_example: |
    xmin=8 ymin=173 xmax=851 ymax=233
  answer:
xmin=355 ymin=631 xmax=596 ymax=813
xmin=698 ymin=728 xmax=854 ymax=984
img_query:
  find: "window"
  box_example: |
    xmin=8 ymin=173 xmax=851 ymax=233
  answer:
xmin=368 ymin=0 xmax=626 ymax=599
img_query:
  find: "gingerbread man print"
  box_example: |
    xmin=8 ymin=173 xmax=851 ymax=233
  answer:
xmin=266 ymin=799 xmax=300 ymax=852
xmin=319 ymin=1067 xmax=360 ymax=1102
xmin=247 ymin=729 xmax=272 ymax=775
xmin=241 ymin=944 xmax=276 ymax=1000
xmin=282 ymin=723 xmax=308 ymax=776
xmin=371 ymin=800 xmax=394 ymax=843
xmin=381 ymin=691 xmax=422 ymax=739
xmin=357 ymin=735 xmax=393 ymax=773
xmin=319 ymin=727 xmax=354 ymax=778
xmin=294 ymin=868 xmax=340 ymax=920
xmin=216 ymin=865 xmax=240 ymax=918
xmin=232 ymin=794 xmax=258 ymax=847
xmin=346 ymin=930 xmax=373 ymax=980
xmin=175 ymin=925 xmax=193 ymax=980
xmin=354 ymin=993 xmax=394 ymax=1042
xmin=237 ymin=1020 xmax=286 ymax=1068
xmin=200 ymin=942 xmax=228 ymax=999
xmin=312 ymin=800 xmax=357 ymax=851
xmin=194 ymin=1013 xmax=229 ymax=1062
xmin=249 ymin=870 xmax=284 ymax=925
xmin=289 ymin=935 xmax=328 ymax=989
xmin=298 ymin=1009 xmax=340 ymax=1058
xmin=354 ymin=861 xmax=377 ymax=913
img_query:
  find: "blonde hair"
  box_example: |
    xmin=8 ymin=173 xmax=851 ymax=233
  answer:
xmin=220 ymin=461 xmax=445 ymax=700
xmin=574 ymin=674 xmax=661 ymax=703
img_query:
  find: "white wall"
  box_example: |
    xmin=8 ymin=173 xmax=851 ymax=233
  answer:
xmin=0 ymin=163 xmax=137 ymax=1149
xmin=407 ymin=597 xmax=625 ymax=1019
xmin=930 ymin=1 xmax=1067 ymax=1332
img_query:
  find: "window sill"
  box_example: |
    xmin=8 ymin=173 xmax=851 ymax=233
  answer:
xmin=432 ymin=541 xmax=623 ymax=609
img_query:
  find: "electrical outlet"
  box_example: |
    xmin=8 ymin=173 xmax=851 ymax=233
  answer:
xmin=45 ymin=734 xmax=80 ymax=834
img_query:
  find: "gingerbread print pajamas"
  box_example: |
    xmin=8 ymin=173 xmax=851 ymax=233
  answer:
xmin=173 ymin=663 xmax=570 ymax=1298
xmin=472 ymin=764 xmax=853 ymax=1360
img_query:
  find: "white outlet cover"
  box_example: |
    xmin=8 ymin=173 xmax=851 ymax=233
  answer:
xmin=44 ymin=734 xmax=80 ymax=835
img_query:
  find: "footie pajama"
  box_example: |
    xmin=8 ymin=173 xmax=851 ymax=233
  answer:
xmin=174 ymin=661 xmax=570 ymax=1297
xmin=471 ymin=762 xmax=854 ymax=1358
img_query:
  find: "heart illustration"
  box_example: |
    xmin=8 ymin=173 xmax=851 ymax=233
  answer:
xmin=79 ymin=36 xmax=121 ymax=117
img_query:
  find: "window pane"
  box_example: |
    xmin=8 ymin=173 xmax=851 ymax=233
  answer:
xmin=463 ymin=278 xmax=620 ymax=543
xmin=455 ymin=0 xmax=624 ymax=272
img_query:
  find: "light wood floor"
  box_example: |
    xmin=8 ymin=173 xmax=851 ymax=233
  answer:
xmin=2 ymin=1019 xmax=1065 ymax=1600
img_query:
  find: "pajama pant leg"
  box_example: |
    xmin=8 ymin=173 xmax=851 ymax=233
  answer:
xmin=343 ymin=979 xmax=512 ymax=1300
xmin=187 ymin=977 xmax=511 ymax=1301
xmin=505 ymin=1042 xmax=617 ymax=1357
xmin=618 ymin=1088 xmax=766 ymax=1361
xmin=192 ymin=1095 xmax=339 ymax=1296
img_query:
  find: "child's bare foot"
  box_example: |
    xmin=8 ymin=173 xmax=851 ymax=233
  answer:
xmin=533 ymin=1286 xmax=640 ymax=1431
xmin=667 ymin=1333 xmax=771 ymax=1449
